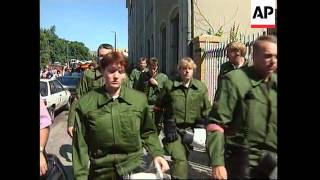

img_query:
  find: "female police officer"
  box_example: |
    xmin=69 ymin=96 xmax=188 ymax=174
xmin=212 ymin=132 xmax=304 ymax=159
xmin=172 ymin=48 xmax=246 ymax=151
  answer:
xmin=72 ymin=51 xmax=169 ymax=180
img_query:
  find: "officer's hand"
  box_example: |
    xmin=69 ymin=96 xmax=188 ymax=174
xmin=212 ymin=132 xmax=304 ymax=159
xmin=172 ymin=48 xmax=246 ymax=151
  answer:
xmin=149 ymin=78 xmax=158 ymax=86
xmin=67 ymin=126 xmax=74 ymax=138
xmin=40 ymin=152 xmax=48 ymax=176
xmin=164 ymin=118 xmax=178 ymax=142
xmin=212 ymin=165 xmax=227 ymax=180
xmin=165 ymin=129 xmax=178 ymax=142
xmin=195 ymin=117 xmax=207 ymax=129
xmin=153 ymin=156 xmax=170 ymax=173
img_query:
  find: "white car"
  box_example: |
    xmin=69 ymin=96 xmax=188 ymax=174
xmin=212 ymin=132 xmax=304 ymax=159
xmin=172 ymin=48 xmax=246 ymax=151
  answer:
xmin=40 ymin=78 xmax=71 ymax=120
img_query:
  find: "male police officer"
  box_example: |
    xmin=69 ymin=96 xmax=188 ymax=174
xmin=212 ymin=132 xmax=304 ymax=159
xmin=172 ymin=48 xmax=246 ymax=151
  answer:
xmin=130 ymin=57 xmax=148 ymax=89
xmin=67 ymin=44 xmax=113 ymax=137
xmin=156 ymin=57 xmax=211 ymax=179
xmin=136 ymin=57 xmax=168 ymax=105
xmin=207 ymin=35 xmax=277 ymax=179
xmin=136 ymin=57 xmax=168 ymax=133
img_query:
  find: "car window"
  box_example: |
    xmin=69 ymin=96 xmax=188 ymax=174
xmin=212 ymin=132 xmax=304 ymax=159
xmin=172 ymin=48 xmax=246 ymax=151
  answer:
xmin=49 ymin=81 xmax=57 ymax=94
xmin=72 ymin=72 xmax=82 ymax=77
xmin=57 ymin=77 xmax=80 ymax=86
xmin=40 ymin=82 xmax=48 ymax=96
xmin=53 ymin=80 xmax=64 ymax=93
xmin=64 ymin=72 xmax=72 ymax=76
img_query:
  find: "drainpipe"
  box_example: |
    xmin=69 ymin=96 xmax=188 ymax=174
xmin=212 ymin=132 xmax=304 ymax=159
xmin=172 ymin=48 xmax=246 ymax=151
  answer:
xmin=187 ymin=0 xmax=192 ymax=57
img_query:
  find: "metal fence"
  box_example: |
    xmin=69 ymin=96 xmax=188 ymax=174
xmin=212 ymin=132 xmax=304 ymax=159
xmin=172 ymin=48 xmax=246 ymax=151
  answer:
xmin=202 ymin=31 xmax=267 ymax=103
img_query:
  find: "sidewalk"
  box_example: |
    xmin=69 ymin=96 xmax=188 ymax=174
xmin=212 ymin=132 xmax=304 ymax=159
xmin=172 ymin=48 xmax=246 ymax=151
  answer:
xmin=46 ymin=111 xmax=73 ymax=180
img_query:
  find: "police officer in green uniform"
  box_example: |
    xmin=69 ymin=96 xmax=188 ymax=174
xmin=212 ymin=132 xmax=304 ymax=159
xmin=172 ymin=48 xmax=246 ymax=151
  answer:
xmin=67 ymin=44 xmax=114 ymax=138
xmin=155 ymin=57 xmax=211 ymax=179
xmin=136 ymin=57 xmax=168 ymax=105
xmin=207 ymin=35 xmax=277 ymax=179
xmin=136 ymin=57 xmax=168 ymax=132
xmin=72 ymin=51 xmax=169 ymax=180
xmin=217 ymin=41 xmax=250 ymax=90
xmin=129 ymin=57 xmax=148 ymax=89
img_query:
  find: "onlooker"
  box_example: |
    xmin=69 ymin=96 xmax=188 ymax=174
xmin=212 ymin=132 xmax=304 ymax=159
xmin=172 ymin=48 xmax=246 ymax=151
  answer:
xmin=40 ymin=98 xmax=52 ymax=177
xmin=64 ymin=68 xmax=72 ymax=76
xmin=56 ymin=70 xmax=62 ymax=77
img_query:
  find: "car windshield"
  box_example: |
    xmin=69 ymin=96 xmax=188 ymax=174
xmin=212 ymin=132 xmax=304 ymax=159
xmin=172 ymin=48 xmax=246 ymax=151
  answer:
xmin=57 ymin=77 xmax=80 ymax=86
xmin=40 ymin=81 xmax=48 ymax=96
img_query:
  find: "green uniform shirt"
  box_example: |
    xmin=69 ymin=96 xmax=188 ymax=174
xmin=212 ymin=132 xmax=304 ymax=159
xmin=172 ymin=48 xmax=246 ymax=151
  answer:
xmin=76 ymin=68 xmax=104 ymax=97
xmin=129 ymin=68 xmax=148 ymax=89
xmin=219 ymin=60 xmax=249 ymax=76
xmin=72 ymin=86 xmax=164 ymax=180
xmin=207 ymin=66 xmax=277 ymax=167
xmin=217 ymin=60 xmax=250 ymax=91
xmin=136 ymin=71 xmax=168 ymax=105
xmin=156 ymin=77 xmax=212 ymax=126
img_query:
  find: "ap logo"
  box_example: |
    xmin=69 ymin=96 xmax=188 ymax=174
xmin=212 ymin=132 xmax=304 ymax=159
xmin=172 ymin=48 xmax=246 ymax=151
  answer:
xmin=251 ymin=0 xmax=276 ymax=28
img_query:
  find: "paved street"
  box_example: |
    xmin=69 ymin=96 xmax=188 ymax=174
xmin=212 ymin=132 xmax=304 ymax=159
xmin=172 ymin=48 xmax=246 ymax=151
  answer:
xmin=46 ymin=110 xmax=212 ymax=179
xmin=46 ymin=110 xmax=73 ymax=180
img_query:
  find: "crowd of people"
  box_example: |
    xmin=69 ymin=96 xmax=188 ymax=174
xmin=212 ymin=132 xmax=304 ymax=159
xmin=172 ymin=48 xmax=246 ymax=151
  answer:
xmin=40 ymin=61 xmax=97 ymax=79
xmin=40 ymin=34 xmax=277 ymax=179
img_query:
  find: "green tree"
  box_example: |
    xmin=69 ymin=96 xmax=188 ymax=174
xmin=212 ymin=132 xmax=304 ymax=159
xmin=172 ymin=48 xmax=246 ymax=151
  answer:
xmin=40 ymin=25 xmax=91 ymax=66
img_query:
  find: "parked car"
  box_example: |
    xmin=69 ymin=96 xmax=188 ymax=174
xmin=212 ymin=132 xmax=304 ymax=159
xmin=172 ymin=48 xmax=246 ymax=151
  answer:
xmin=71 ymin=72 xmax=82 ymax=77
xmin=56 ymin=76 xmax=81 ymax=103
xmin=40 ymin=78 xmax=71 ymax=121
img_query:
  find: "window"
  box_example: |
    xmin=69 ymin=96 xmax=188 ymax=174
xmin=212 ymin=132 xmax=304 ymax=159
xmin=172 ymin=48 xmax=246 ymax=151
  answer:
xmin=49 ymin=81 xmax=57 ymax=94
xmin=171 ymin=14 xmax=179 ymax=65
xmin=40 ymin=82 xmax=48 ymax=97
xmin=57 ymin=77 xmax=80 ymax=86
xmin=53 ymin=80 xmax=64 ymax=93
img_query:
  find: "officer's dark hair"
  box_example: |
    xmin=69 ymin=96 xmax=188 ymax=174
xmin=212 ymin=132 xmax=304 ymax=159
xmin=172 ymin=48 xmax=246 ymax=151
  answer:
xmin=147 ymin=57 xmax=159 ymax=67
xmin=253 ymin=35 xmax=277 ymax=54
xmin=100 ymin=51 xmax=128 ymax=71
xmin=139 ymin=57 xmax=148 ymax=63
xmin=97 ymin=43 xmax=114 ymax=56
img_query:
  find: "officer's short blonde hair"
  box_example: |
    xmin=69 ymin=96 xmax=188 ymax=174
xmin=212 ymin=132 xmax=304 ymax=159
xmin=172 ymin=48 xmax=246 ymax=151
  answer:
xmin=226 ymin=42 xmax=246 ymax=57
xmin=177 ymin=57 xmax=197 ymax=70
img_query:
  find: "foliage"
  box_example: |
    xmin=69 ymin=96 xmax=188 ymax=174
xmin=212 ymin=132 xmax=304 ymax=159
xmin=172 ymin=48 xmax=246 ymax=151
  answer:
xmin=229 ymin=22 xmax=240 ymax=42
xmin=40 ymin=25 xmax=93 ymax=67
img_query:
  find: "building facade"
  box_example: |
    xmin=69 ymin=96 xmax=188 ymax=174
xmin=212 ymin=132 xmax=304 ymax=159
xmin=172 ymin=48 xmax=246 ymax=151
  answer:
xmin=126 ymin=0 xmax=267 ymax=76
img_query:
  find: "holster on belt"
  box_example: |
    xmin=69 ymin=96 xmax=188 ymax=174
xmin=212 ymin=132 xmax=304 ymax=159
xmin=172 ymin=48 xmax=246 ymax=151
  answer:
xmin=225 ymin=145 xmax=250 ymax=179
xmin=256 ymin=150 xmax=277 ymax=178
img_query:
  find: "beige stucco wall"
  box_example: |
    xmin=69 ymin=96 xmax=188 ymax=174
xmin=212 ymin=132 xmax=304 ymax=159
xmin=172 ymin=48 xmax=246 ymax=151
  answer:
xmin=193 ymin=0 xmax=265 ymax=41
